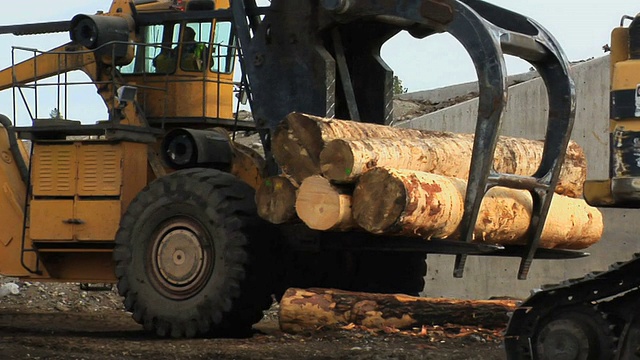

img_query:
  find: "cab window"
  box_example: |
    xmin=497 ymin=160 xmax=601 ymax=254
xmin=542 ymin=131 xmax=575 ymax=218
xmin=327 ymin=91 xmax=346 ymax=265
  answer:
xmin=210 ymin=21 xmax=236 ymax=74
xmin=119 ymin=24 xmax=180 ymax=74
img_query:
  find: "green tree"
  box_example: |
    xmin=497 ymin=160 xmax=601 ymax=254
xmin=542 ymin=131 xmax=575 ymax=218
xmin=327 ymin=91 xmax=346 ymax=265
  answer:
xmin=392 ymin=75 xmax=408 ymax=95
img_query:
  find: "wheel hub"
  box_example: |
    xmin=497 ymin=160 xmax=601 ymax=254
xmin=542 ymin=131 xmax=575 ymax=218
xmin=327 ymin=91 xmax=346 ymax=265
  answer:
xmin=157 ymin=229 xmax=204 ymax=286
xmin=150 ymin=218 xmax=214 ymax=300
xmin=619 ymin=315 xmax=640 ymax=359
xmin=537 ymin=322 xmax=586 ymax=360
xmin=534 ymin=308 xmax=614 ymax=360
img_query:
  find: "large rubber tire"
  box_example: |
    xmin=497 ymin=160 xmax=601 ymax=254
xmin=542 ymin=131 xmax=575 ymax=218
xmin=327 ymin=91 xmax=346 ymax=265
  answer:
xmin=114 ymin=168 xmax=273 ymax=338
xmin=618 ymin=314 xmax=640 ymax=360
xmin=534 ymin=306 xmax=616 ymax=360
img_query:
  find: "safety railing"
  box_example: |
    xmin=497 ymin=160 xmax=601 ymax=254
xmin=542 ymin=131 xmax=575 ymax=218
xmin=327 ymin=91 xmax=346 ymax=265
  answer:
xmin=9 ymin=39 xmax=250 ymax=131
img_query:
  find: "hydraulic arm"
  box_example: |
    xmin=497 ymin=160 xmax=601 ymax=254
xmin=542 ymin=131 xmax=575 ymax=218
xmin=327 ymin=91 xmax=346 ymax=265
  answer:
xmin=0 ymin=43 xmax=97 ymax=93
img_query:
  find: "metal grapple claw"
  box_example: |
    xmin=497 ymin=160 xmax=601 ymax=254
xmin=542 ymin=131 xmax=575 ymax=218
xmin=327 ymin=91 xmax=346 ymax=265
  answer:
xmin=234 ymin=0 xmax=575 ymax=279
xmin=443 ymin=0 xmax=575 ymax=279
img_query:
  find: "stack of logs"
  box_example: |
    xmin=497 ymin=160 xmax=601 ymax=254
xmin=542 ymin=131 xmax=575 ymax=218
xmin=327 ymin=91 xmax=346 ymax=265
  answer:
xmin=256 ymin=112 xmax=603 ymax=249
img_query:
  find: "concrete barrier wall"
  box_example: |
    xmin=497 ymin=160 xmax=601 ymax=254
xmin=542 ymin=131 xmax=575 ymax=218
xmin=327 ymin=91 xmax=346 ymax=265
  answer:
xmin=397 ymin=56 xmax=640 ymax=299
xmin=397 ymin=71 xmax=539 ymax=104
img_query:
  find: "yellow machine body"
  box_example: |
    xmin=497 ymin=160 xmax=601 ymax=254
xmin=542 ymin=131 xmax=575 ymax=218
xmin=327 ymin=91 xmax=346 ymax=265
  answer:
xmin=585 ymin=22 xmax=640 ymax=206
xmin=123 ymin=0 xmax=236 ymax=122
xmin=0 ymin=0 xmax=260 ymax=282
xmin=0 ymin=125 xmax=32 ymax=277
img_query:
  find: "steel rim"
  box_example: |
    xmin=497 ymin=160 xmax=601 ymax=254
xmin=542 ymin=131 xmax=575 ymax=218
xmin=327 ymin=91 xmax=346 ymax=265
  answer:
xmin=149 ymin=217 xmax=214 ymax=300
xmin=535 ymin=317 xmax=596 ymax=360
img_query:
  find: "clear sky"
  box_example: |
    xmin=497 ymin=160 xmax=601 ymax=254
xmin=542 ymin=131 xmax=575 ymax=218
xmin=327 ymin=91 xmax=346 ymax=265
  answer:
xmin=0 ymin=1 xmax=636 ymax=125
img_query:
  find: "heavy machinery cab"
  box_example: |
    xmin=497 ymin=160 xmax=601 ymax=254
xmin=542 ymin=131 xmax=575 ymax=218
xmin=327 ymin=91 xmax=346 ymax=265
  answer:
xmin=6 ymin=0 xmax=243 ymax=138
xmin=118 ymin=16 xmax=240 ymax=129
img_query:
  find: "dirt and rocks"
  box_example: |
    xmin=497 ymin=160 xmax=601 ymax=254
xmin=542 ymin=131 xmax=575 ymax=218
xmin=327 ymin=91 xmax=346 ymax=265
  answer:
xmin=0 ymin=278 xmax=507 ymax=359
xmin=391 ymin=94 xmax=479 ymax=123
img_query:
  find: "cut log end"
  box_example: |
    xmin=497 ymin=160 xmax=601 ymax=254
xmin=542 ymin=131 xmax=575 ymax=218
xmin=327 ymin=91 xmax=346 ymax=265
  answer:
xmin=272 ymin=126 xmax=318 ymax=182
xmin=352 ymin=168 xmax=406 ymax=234
xmin=295 ymin=175 xmax=355 ymax=231
xmin=320 ymin=139 xmax=355 ymax=182
xmin=256 ymin=176 xmax=298 ymax=224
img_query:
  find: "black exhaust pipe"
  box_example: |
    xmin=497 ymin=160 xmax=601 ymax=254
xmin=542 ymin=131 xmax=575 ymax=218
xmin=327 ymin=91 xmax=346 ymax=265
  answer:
xmin=70 ymin=14 xmax=132 ymax=64
xmin=161 ymin=128 xmax=233 ymax=170
xmin=630 ymin=15 xmax=640 ymax=59
xmin=0 ymin=115 xmax=29 ymax=184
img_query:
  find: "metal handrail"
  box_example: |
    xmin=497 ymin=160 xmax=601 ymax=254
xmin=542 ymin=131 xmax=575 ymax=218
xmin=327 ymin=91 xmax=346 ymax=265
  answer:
xmin=9 ymin=40 xmax=243 ymax=127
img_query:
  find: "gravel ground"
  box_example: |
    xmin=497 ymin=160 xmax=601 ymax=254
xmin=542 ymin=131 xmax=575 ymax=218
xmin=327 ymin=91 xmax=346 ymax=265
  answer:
xmin=0 ymin=278 xmax=506 ymax=359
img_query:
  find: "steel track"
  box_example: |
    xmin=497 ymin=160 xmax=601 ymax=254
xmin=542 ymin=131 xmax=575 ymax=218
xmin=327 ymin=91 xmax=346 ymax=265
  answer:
xmin=504 ymin=253 xmax=640 ymax=359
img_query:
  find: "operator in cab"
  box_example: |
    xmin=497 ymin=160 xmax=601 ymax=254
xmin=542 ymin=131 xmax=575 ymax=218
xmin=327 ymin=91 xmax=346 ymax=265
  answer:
xmin=152 ymin=41 xmax=177 ymax=74
xmin=180 ymin=26 xmax=208 ymax=71
xmin=153 ymin=26 xmax=208 ymax=74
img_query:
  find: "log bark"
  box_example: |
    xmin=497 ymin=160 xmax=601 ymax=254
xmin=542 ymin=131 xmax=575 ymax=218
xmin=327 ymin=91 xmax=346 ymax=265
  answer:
xmin=272 ymin=112 xmax=466 ymax=183
xmin=320 ymin=137 xmax=586 ymax=198
xmin=274 ymin=113 xmax=587 ymax=197
xmin=295 ymin=175 xmax=356 ymax=231
xmin=255 ymin=175 xmax=298 ymax=224
xmin=352 ymin=168 xmax=603 ymax=249
xmin=279 ymin=288 xmax=517 ymax=333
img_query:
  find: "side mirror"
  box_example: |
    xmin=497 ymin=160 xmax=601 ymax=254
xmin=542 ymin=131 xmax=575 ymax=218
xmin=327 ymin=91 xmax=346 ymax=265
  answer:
xmin=236 ymin=86 xmax=248 ymax=105
xmin=116 ymin=86 xmax=137 ymax=109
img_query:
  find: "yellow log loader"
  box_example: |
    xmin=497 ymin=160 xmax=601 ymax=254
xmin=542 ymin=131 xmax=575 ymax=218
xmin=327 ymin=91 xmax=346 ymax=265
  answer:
xmin=0 ymin=0 xmax=613 ymax=351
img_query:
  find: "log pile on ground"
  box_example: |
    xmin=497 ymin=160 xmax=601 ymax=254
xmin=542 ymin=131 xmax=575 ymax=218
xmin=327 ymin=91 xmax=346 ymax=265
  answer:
xmin=279 ymin=288 xmax=517 ymax=334
xmin=259 ymin=112 xmax=603 ymax=250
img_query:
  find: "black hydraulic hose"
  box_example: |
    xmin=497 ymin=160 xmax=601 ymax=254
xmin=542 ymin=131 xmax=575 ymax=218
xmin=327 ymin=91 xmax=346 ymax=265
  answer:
xmin=630 ymin=15 xmax=640 ymax=59
xmin=0 ymin=114 xmax=29 ymax=184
